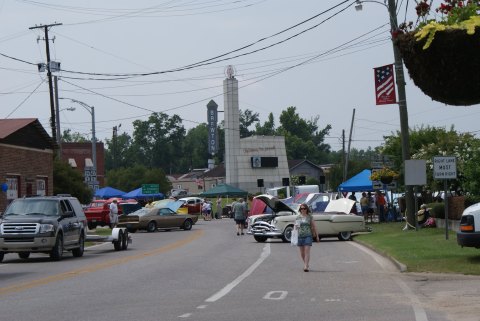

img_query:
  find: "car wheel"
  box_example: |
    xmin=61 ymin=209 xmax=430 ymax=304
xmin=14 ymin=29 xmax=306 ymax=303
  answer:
xmin=338 ymin=231 xmax=352 ymax=241
xmin=114 ymin=230 xmax=123 ymax=251
xmin=281 ymin=225 xmax=294 ymax=243
xmin=146 ymin=221 xmax=157 ymax=233
xmin=0 ymin=252 xmax=4 ymax=263
xmin=87 ymin=222 xmax=95 ymax=230
xmin=50 ymin=234 xmax=64 ymax=261
xmin=18 ymin=252 xmax=30 ymax=259
xmin=72 ymin=234 xmax=85 ymax=257
xmin=254 ymin=235 xmax=268 ymax=243
xmin=182 ymin=219 xmax=193 ymax=230
xmin=122 ymin=230 xmax=129 ymax=250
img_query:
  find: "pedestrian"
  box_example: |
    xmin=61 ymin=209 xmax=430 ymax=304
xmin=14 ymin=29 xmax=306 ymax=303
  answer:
xmin=376 ymin=191 xmax=387 ymax=222
xmin=202 ymin=201 xmax=212 ymax=221
xmin=360 ymin=192 xmax=370 ymax=222
xmin=109 ymin=199 xmax=119 ymax=229
xmin=233 ymin=198 xmax=247 ymax=235
xmin=294 ymin=203 xmax=318 ymax=272
xmin=367 ymin=191 xmax=376 ymax=222
xmin=216 ymin=196 xmax=222 ymax=219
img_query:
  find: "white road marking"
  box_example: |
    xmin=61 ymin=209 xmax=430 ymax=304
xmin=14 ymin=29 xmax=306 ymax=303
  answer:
xmin=263 ymin=291 xmax=287 ymax=300
xmin=205 ymin=243 xmax=271 ymax=302
xmin=196 ymin=305 xmax=207 ymax=309
xmin=350 ymin=242 xmax=429 ymax=321
xmin=178 ymin=313 xmax=192 ymax=318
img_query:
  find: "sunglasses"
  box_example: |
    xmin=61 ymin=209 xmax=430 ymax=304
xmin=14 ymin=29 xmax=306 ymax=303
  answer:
xmin=300 ymin=207 xmax=307 ymax=210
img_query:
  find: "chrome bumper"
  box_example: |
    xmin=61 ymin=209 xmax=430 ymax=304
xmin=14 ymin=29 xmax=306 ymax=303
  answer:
xmin=246 ymin=221 xmax=283 ymax=237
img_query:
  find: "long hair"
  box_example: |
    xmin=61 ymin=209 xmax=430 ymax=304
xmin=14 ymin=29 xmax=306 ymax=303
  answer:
xmin=299 ymin=203 xmax=311 ymax=215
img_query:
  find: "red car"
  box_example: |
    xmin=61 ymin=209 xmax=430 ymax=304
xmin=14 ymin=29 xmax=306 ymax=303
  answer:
xmin=178 ymin=197 xmax=204 ymax=215
xmin=84 ymin=198 xmax=137 ymax=229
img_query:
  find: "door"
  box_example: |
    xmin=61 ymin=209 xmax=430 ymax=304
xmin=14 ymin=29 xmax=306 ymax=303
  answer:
xmin=59 ymin=200 xmax=81 ymax=245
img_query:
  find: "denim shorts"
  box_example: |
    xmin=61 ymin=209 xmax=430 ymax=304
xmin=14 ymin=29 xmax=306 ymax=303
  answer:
xmin=297 ymin=235 xmax=313 ymax=246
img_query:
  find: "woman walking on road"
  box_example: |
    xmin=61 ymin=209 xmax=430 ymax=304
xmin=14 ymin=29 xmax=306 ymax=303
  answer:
xmin=294 ymin=203 xmax=318 ymax=272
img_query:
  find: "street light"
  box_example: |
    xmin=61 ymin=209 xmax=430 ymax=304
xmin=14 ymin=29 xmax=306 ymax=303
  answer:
xmin=59 ymin=98 xmax=97 ymax=181
xmin=355 ymin=0 xmax=415 ymax=228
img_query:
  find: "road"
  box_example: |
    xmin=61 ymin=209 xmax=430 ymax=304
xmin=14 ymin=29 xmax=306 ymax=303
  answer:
xmin=0 ymin=219 xmax=479 ymax=321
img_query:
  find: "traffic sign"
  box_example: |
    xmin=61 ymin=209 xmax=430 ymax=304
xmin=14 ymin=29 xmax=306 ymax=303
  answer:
xmin=433 ymin=156 xmax=457 ymax=180
xmin=142 ymin=184 xmax=159 ymax=194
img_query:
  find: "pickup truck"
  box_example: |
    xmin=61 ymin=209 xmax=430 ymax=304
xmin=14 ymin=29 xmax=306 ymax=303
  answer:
xmin=84 ymin=199 xmax=140 ymax=229
xmin=0 ymin=196 xmax=87 ymax=262
xmin=457 ymin=202 xmax=480 ymax=248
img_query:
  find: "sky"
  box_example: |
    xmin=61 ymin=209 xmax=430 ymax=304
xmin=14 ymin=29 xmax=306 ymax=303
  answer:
xmin=1 ymin=0 xmax=479 ymax=153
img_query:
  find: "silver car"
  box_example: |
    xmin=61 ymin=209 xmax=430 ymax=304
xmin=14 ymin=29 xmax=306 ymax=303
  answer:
xmin=248 ymin=194 xmax=366 ymax=243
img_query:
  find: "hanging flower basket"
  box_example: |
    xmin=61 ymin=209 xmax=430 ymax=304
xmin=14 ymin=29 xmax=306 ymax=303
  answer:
xmin=395 ymin=26 xmax=480 ymax=106
xmin=380 ymin=176 xmax=394 ymax=184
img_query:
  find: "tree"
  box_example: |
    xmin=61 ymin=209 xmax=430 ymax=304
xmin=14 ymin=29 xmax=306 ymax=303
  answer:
xmin=106 ymin=164 xmax=171 ymax=194
xmin=381 ymin=125 xmax=480 ymax=196
xmin=61 ymin=129 xmax=89 ymax=143
xmin=181 ymin=124 xmax=210 ymax=171
xmin=239 ymin=109 xmax=260 ymax=138
xmin=277 ymin=106 xmax=332 ymax=164
xmin=255 ymin=112 xmax=276 ymax=135
xmin=53 ymin=159 xmax=92 ymax=204
xmin=129 ymin=113 xmax=186 ymax=172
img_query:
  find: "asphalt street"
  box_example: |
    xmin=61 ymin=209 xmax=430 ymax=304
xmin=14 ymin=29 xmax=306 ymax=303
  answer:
xmin=0 ymin=219 xmax=479 ymax=321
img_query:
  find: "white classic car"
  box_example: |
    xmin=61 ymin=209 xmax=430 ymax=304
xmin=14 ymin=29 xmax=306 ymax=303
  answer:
xmin=247 ymin=194 xmax=366 ymax=243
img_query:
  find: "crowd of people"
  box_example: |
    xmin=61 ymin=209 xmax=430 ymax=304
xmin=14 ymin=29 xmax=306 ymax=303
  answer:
xmin=348 ymin=191 xmax=394 ymax=223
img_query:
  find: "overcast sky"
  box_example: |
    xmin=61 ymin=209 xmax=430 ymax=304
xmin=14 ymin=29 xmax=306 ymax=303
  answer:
xmin=1 ymin=0 xmax=478 ymax=153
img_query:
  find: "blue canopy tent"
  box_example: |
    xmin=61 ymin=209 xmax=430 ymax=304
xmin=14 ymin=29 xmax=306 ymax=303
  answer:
xmin=94 ymin=186 xmax=126 ymax=199
xmin=338 ymin=169 xmax=375 ymax=192
xmin=122 ymin=187 xmax=165 ymax=200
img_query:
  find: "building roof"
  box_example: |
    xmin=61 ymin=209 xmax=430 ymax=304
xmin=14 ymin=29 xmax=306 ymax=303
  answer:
xmin=288 ymin=159 xmax=322 ymax=171
xmin=201 ymin=163 xmax=225 ymax=178
xmin=0 ymin=118 xmax=55 ymax=149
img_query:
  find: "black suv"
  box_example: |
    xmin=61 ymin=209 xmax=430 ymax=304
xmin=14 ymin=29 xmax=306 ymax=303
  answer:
xmin=0 ymin=196 xmax=87 ymax=262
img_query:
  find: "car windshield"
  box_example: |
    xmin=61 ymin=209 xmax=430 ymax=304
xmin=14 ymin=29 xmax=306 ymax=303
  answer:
xmin=89 ymin=201 xmax=106 ymax=208
xmin=132 ymin=208 xmax=154 ymax=217
xmin=4 ymin=199 xmax=59 ymax=216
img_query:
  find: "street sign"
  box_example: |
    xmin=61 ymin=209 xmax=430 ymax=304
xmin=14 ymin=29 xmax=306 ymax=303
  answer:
xmin=142 ymin=184 xmax=159 ymax=194
xmin=433 ymin=156 xmax=457 ymax=180
xmin=372 ymin=181 xmax=397 ymax=190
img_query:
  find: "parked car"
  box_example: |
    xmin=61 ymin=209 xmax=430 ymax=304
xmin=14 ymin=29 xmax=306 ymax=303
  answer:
xmin=117 ymin=206 xmax=198 ymax=233
xmin=457 ymin=202 xmax=480 ymax=248
xmin=0 ymin=195 xmax=87 ymax=262
xmin=84 ymin=198 xmax=137 ymax=229
xmin=248 ymin=194 xmax=366 ymax=243
xmin=178 ymin=197 xmax=204 ymax=215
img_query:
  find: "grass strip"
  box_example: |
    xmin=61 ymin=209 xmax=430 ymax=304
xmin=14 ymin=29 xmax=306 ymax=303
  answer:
xmin=356 ymin=222 xmax=480 ymax=275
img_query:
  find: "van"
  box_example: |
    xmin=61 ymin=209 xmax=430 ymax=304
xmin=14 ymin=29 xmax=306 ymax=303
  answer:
xmin=457 ymin=202 xmax=480 ymax=249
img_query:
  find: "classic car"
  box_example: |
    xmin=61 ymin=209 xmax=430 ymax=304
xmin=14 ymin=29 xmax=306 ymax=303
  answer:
xmin=247 ymin=194 xmax=366 ymax=243
xmin=117 ymin=204 xmax=198 ymax=233
xmin=178 ymin=197 xmax=204 ymax=215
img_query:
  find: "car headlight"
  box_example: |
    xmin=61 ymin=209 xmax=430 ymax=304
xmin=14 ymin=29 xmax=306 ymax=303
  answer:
xmin=39 ymin=224 xmax=55 ymax=233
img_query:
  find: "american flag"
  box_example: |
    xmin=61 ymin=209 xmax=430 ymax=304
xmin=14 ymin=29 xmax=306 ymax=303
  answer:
xmin=374 ymin=64 xmax=396 ymax=105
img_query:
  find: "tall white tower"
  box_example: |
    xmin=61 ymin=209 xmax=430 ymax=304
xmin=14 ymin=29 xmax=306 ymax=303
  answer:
xmin=224 ymin=65 xmax=240 ymax=186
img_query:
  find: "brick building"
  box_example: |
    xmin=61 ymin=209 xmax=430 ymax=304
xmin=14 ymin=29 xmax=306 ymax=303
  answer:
xmin=0 ymin=118 xmax=55 ymax=212
xmin=61 ymin=142 xmax=105 ymax=189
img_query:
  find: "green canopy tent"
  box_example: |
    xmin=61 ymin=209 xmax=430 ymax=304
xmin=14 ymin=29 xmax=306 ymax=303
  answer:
xmin=200 ymin=183 xmax=248 ymax=198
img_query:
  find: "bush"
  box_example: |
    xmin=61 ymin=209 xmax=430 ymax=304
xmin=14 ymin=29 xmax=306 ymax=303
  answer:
xmin=429 ymin=202 xmax=444 ymax=218
xmin=465 ymin=194 xmax=480 ymax=208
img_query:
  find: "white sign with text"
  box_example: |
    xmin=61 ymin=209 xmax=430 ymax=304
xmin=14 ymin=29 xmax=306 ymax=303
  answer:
xmin=433 ymin=156 xmax=457 ymax=179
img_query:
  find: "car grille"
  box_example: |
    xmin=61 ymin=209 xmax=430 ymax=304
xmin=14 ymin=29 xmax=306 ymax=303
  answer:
xmin=3 ymin=237 xmax=35 ymax=243
xmin=1 ymin=223 xmax=39 ymax=235
xmin=250 ymin=221 xmax=276 ymax=233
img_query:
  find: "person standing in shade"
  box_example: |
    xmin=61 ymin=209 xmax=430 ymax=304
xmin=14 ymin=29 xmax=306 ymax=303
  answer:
xmin=216 ymin=196 xmax=222 ymax=219
xmin=109 ymin=199 xmax=119 ymax=229
xmin=360 ymin=192 xmax=370 ymax=222
xmin=294 ymin=203 xmax=318 ymax=272
xmin=376 ymin=191 xmax=387 ymax=222
xmin=233 ymin=198 xmax=247 ymax=235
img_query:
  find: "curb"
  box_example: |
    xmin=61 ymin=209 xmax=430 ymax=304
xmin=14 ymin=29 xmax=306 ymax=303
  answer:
xmin=354 ymin=239 xmax=408 ymax=273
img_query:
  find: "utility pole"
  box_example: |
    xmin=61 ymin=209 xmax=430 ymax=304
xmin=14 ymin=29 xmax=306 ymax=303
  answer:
xmin=29 ymin=22 xmax=62 ymax=152
xmin=387 ymin=0 xmax=415 ymax=227
xmin=53 ymin=76 xmax=61 ymax=157
xmin=342 ymin=129 xmax=346 ymax=182
xmin=345 ymin=108 xmax=356 ymax=182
